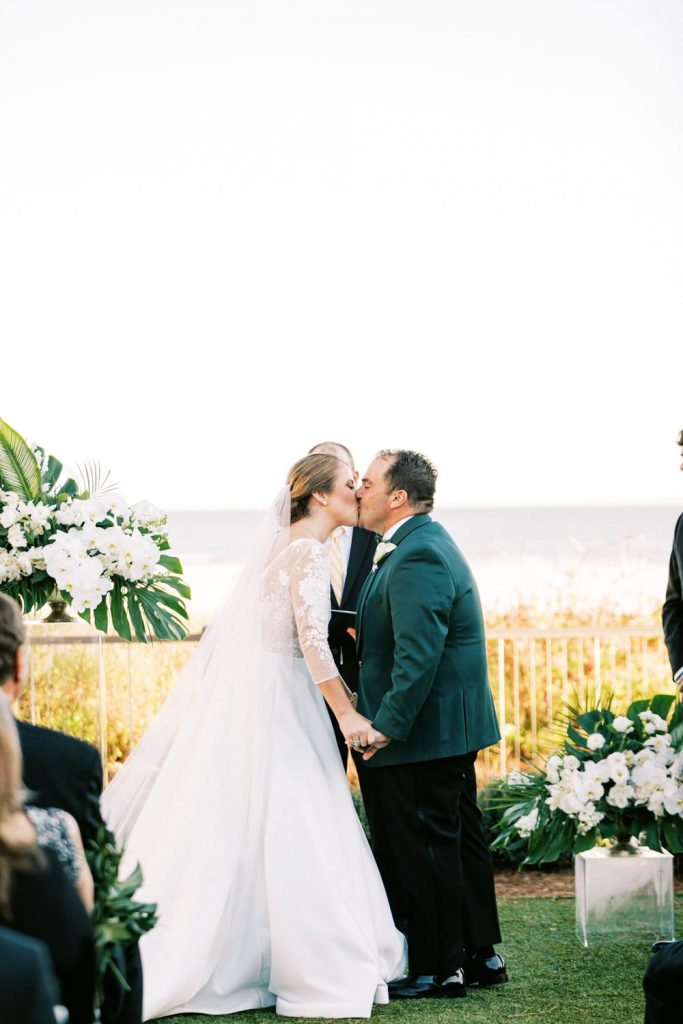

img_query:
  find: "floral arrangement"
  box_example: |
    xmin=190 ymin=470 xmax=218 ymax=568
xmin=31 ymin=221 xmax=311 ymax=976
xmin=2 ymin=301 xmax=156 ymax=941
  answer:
xmin=86 ymin=828 xmax=158 ymax=1007
xmin=491 ymin=694 xmax=683 ymax=864
xmin=0 ymin=417 xmax=190 ymax=641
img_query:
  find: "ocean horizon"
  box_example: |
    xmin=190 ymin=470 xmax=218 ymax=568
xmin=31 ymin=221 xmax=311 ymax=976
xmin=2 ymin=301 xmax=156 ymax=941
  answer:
xmin=167 ymin=505 xmax=682 ymax=626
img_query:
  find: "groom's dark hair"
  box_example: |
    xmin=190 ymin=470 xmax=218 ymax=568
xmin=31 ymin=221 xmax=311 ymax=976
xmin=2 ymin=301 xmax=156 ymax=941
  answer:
xmin=378 ymin=450 xmax=437 ymax=513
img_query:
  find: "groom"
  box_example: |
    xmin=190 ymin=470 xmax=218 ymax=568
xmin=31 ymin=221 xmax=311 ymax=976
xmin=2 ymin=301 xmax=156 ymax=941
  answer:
xmin=354 ymin=450 xmax=505 ymax=998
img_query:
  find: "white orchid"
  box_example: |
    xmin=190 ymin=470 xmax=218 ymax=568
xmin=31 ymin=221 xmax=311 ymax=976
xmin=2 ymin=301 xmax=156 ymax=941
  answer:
xmin=612 ymin=716 xmax=634 ymax=734
xmin=515 ymin=808 xmax=539 ymax=837
xmin=7 ymin=524 xmax=27 ymax=550
xmin=663 ymin=785 xmax=683 ymax=816
xmin=577 ymin=802 xmax=605 ymax=834
xmin=609 ymin=763 xmax=631 ymax=785
xmin=0 ymin=503 xmax=21 ymax=529
xmin=559 ymin=792 xmax=584 ymax=815
xmin=606 ymin=784 xmax=633 ymax=809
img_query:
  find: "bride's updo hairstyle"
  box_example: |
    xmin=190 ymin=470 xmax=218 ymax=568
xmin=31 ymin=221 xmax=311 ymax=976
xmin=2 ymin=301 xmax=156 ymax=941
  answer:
xmin=287 ymin=453 xmax=341 ymax=524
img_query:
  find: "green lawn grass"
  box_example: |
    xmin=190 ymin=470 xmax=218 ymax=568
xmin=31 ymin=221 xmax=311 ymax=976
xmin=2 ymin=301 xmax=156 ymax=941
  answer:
xmin=154 ymin=895 xmax=683 ymax=1024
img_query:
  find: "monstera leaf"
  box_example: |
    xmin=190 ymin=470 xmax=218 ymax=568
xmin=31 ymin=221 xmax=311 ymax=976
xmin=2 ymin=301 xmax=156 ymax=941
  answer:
xmin=0 ymin=418 xmax=41 ymax=500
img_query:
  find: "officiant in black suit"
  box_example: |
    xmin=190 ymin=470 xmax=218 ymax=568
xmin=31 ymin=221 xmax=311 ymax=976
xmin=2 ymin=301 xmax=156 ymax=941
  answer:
xmin=0 ymin=593 xmax=143 ymax=1024
xmin=309 ymin=443 xmax=377 ymax=769
xmin=663 ymin=430 xmax=683 ymax=694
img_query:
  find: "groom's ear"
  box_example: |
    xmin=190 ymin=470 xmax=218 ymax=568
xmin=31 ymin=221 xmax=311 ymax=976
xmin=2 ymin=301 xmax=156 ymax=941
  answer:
xmin=389 ymin=490 xmax=409 ymax=510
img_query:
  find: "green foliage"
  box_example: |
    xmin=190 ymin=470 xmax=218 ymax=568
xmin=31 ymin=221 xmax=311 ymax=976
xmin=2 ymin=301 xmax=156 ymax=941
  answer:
xmin=0 ymin=417 xmax=191 ymax=642
xmin=490 ymin=694 xmax=683 ymax=865
xmin=76 ymin=461 xmax=119 ymax=498
xmin=86 ymin=828 xmax=158 ymax=1007
xmin=0 ymin=417 xmax=42 ymax=499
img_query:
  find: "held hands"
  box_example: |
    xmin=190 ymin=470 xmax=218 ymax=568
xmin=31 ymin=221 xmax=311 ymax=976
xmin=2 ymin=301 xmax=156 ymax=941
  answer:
xmin=338 ymin=707 xmax=374 ymax=751
xmin=337 ymin=706 xmax=392 ymax=758
xmin=361 ymin=729 xmax=392 ymax=760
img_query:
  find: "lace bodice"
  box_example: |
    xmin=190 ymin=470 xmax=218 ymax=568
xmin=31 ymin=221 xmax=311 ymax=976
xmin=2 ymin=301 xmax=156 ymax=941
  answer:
xmin=260 ymin=538 xmax=338 ymax=684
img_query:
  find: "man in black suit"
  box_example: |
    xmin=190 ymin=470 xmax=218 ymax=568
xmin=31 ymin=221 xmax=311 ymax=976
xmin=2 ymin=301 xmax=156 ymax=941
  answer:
xmin=0 ymin=593 xmax=143 ymax=1024
xmin=0 ymin=926 xmax=59 ymax=1024
xmin=663 ymin=430 xmax=683 ymax=694
xmin=643 ymin=940 xmax=683 ymax=1024
xmin=309 ymin=442 xmax=377 ymax=768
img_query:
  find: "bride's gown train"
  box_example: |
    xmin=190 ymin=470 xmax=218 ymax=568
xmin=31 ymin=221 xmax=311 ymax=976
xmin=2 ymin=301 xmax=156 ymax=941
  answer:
xmin=103 ymin=517 xmax=406 ymax=1020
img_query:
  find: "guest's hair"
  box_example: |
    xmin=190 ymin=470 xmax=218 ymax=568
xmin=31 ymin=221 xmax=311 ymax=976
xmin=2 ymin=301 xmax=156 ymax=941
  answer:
xmin=0 ymin=595 xmax=25 ymax=686
xmin=377 ymin=450 xmax=437 ymax=513
xmin=287 ymin=454 xmax=342 ymax=524
xmin=308 ymin=442 xmax=354 ymax=471
xmin=0 ymin=697 xmax=42 ymax=920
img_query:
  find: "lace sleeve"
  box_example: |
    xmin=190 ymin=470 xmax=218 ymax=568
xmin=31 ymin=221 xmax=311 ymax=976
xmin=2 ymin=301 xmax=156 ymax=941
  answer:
xmin=289 ymin=541 xmax=339 ymax=684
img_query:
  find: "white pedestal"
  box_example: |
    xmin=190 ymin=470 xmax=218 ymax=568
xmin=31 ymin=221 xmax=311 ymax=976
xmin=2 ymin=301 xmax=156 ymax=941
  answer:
xmin=575 ymin=846 xmax=674 ymax=947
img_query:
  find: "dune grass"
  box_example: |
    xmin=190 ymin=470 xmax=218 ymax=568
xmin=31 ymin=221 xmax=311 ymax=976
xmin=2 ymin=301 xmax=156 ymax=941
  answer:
xmin=154 ymin=895 xmax=683 ymax=1024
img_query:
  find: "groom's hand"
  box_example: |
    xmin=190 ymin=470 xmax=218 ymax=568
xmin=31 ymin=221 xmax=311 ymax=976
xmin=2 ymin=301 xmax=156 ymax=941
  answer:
xmin=362 ymin=729 xmax=392 ymax=760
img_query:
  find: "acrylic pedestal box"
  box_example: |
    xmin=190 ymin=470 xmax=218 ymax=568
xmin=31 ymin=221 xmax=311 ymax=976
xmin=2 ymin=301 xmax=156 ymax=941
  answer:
xmin=575 ymin=845 xmax=674 ymax=947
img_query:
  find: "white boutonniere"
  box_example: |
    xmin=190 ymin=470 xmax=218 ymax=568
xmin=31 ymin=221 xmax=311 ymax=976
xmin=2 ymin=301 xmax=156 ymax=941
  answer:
xmin=371 ymin=541 xmax=397 ymax=572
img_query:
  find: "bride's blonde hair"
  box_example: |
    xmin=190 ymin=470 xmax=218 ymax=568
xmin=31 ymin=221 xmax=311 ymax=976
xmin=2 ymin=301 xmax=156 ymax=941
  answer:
xmin=287 ymin=454 xmax=341 ymax=524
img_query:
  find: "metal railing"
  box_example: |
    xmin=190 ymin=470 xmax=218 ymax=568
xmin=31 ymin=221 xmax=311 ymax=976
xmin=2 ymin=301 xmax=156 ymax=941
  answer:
xmin=21 ymin=627 xmax=674 ymax=783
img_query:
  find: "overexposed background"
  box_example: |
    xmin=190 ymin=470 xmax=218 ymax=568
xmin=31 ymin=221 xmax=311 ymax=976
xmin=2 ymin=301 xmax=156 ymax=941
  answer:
xmin=1 ymin=0 xmax=682 ymax=511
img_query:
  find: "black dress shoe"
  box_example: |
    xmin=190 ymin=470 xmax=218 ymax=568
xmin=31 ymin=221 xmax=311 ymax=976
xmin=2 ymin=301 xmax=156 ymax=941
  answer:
xmin=464 ymin=952 xmax=508 ymax=988
xmin=390 ymin=972 xmax=466 ymax=1000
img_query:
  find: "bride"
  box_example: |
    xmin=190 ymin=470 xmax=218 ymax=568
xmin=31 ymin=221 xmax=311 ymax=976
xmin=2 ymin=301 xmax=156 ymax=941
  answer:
xmin=103 ymin=453 xmax=407 ymax=1020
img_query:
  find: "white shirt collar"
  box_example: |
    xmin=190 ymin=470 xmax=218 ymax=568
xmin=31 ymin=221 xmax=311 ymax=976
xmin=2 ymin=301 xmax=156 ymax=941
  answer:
xmin=383 ymin=515 xmax=415 ymax=542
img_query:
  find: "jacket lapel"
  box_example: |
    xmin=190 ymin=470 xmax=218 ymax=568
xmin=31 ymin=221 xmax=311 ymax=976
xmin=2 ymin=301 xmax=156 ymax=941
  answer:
xmin=356 ymin=516 xmax=432 ymax=648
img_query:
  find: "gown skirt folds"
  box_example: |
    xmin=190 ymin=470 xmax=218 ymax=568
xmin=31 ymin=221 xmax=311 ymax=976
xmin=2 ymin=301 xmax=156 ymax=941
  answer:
xmin=109 ymin=653 xmax=406 ymax=1020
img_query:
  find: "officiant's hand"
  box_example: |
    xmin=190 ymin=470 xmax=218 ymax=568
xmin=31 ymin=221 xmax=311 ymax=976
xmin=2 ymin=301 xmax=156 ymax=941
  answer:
xmin=362 ymin=730 xmax=392 ymax=760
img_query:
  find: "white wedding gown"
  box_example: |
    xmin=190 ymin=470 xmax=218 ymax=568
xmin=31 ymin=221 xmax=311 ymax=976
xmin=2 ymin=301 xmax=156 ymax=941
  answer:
xmin=103 ymin=530 xmax=406 ymax=1020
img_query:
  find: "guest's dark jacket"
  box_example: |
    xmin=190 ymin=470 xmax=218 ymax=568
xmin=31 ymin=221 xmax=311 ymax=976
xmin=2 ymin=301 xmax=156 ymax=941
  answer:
xmin=17 ymin=718 xmax=143 ymax=1024
xmin=9 ymin=846 xmax=96 ymax=1024
xmin=0 ymin=925 xmax=59 ymax=1024
xmin=663 ymin=512 xmax=683 ymax=678
xmin=328 ymin=527 xmax=377 ymax=691
xmin=17 ymin=720 xmax=105 ymax=846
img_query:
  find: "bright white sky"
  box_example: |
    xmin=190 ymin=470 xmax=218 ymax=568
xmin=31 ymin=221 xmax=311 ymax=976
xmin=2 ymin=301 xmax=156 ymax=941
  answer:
xmin=1 ymin=0 xmax=682 ymax=509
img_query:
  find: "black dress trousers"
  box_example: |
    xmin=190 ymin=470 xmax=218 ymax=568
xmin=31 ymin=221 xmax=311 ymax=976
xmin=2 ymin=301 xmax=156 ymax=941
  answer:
xmin=358 ymin=751 xmax=501 ymax=978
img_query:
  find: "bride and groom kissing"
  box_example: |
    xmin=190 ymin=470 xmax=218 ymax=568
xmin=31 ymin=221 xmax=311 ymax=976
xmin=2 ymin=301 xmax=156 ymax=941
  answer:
xmin=103 ymin=444 xmax=506 ymax=1020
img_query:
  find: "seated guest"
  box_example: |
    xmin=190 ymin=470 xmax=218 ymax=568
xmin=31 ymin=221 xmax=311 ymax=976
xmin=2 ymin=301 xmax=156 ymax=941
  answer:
xmin=0 ymin=925 xmax=60 ymax=1024
xmin=0 ymin=593 xmax=143 ymax=1024
xmin=0 ymin=595 xmax=103 ymax=847
xmin=26 ymin=805 xmax=95 ymax=912
xmin=0 ymin=696 xmax=96 ymax=1024
xmin=643 ymin=940 xmax=683 ymax=1024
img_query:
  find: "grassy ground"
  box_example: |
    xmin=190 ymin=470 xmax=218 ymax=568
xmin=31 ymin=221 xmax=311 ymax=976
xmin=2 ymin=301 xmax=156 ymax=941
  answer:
xmin=154 ymin=896 xmax=683 ymax=1024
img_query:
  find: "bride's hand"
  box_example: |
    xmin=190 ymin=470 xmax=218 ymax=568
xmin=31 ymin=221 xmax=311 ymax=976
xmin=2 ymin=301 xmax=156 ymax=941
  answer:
xmin=337 ymin=707 xmax=373 ymax=749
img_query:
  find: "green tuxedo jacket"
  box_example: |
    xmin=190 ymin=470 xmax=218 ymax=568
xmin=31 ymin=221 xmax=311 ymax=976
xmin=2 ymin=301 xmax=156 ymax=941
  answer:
xmin=356 ymin=514 xmax=500 ymax=767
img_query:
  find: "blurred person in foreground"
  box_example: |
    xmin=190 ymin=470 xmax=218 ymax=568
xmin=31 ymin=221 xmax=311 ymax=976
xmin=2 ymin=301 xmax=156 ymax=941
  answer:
xmin=309 ymin=442 xmax=377 ymax=769
xmin=647 ymin=430 xmax=683 ymax=1023
xmin=663 ymin=429 xmax=683 ymax=694
xmin=0 ymin=593 xmax=143 ymax=1024
xmin=0 ymin=924 xmax=61 ymax=1024
xmin=0 ymin=692 xmax=95 ymax=1022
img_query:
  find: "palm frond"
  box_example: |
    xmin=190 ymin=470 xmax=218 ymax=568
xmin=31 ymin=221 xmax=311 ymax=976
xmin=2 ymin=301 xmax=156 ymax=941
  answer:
xmin=0 ymin=418 xmax=42 ymax=500
xmin=75 ymin=461 xmax=119 ymax=498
